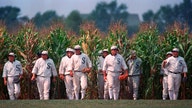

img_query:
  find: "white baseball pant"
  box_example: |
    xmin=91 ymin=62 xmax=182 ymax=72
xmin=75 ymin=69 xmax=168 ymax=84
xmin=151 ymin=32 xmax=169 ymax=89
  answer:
xmin=7 ymin=77 xmax=20 ymax=100
xmin=73 ymin=72 xmax=87 ymax=100
xmin=107 ymin=72 xmax=120 ymax=100
xmin=127 ymin=76 xmax=140 ymax=100
xmin=168 ymin=73 xmax=181 ymax=100
xmin=97 ymin=74 xmax=104 ymax=99
xmin=36 ymin=76 xmax=51 ymax=100
xmin=64 ymin=75 xmax=74 ymax=100
xmin=162 ymin=76 xmax=168 ymax=100
xmin=104 ymin=80 xmax=109 ymax=99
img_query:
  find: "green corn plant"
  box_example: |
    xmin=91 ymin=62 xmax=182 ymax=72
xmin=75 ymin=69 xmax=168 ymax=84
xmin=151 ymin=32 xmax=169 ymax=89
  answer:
xmin=131 ymin=23 xmax=163 ymax=99
xmin=77 ymin=21 xmax=103 ymax=99
xmin=38 ymin=24 xmax=72 ymax=99
xmin=0 ymin=21 xmax=11 ymax=99
xmin=11 ymin=22 xmax=40 ymax=99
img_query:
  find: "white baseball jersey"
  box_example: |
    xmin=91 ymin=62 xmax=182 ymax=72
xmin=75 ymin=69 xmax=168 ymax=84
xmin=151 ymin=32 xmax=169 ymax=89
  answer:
xmin=160 ymin=61 xmax=169 ymax=75
xmin=69 ymin=53 xmax=92 ymax=71
xmin=103 ymin=54 xmax=128 ymax=72
xmin=2 ymin=60 xmax=23 ymax=77
xmin=59 ymin=56 xmax=72 ymax=75
xmin=32 ymin=58 xmax=57 ymax=77
xmin=165 ymin=56 xmax=187 ymax=73
xmin=127 ymin=57 xmax=142 ymax=75
xmin=97 ymin=56 xmax=104 ymax=71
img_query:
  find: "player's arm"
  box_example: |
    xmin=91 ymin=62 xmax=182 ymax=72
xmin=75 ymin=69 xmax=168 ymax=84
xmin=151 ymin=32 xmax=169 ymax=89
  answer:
xmin=2 ymin=64 xmax=8 ymax=85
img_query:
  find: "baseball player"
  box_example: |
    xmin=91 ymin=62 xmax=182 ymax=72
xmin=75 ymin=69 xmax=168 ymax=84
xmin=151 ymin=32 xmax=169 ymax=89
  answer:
xmin=2 ymin=52 xmax=23 ymax=100
xmin=163 ymin=48 xmax=187 ymax=100
xmin=31 ymin=51 xmax=58 ymax=100
xmin=69 ymin=45 xmax=92 ymax=100
xmin=59 ymin=48 xmax=75 ymax=100
xmin=160 ymin=51 xmax=172 ymax=100
xmin=97 ymin=49 xmax=109 ymax=99
xmin=127 ymin=50 xmax=142 ymax=100
xmin=103 ymin=46 xmax=128 ymax=100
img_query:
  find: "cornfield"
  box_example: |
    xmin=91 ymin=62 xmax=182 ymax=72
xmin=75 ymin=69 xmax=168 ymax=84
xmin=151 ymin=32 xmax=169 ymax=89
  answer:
xmin=0 ymin=21 xmax=192 ymax=100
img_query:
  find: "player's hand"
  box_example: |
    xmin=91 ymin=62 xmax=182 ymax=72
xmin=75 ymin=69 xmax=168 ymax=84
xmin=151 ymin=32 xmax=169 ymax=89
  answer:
xmin=31 ymin=75 xmax=36 ymax=81
xmin=104 ymin=75 xmax=107 ymax=81
xmin=4 ymin=80 xmax=7 ymax=86
xmin=70 ymin=71 xmax=73 ymax=77
xmin=82 ymin=68 xmax=91 ymax=73
xmin=53 ymin=77 xmax=57 ymax=82
xmin=160 ymin=78 xmax=163 ymax=84
xmin=59 ymin=74 xmax=65 ymax=80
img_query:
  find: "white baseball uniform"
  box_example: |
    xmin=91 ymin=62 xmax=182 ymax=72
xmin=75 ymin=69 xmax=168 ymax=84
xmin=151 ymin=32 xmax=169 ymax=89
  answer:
xmin=103 ymin=54 xmax=128 ymax=100
xmin=127 ymin=57 xmax=142 ymax=100
xmin=69 ymin=53 xmax=92 ymax=100
xmin=59 ymin=55 xmax=74 ymax=100
xmin=160 ymin=61 xmax=169 ymax=100
xmin=32 ymin=58 xmax=58 ymax=100
xmin=2 ymin=60 xmax=23 ymax=100
xmin=97 ymin=56 xmax=109 ymax=99
xmin=165 ymin=56 xmax=187 ymax=100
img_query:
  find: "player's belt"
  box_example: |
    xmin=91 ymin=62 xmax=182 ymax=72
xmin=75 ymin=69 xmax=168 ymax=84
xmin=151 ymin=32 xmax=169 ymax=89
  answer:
xmin=74 ymin=70 xmax=82 ymax=72
xmin=128 ymin=74 xmax=140 ymax=77
xmin=168 ymin=71 xmax=181 ymax=74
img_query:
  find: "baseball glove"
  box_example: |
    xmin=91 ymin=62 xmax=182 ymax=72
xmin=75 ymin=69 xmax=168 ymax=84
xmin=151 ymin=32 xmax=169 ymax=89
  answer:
xmin=119 ymin=74 xmax=128 ymax=81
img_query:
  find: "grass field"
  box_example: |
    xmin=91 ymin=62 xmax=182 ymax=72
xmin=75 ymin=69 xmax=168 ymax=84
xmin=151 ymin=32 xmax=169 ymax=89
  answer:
xmin=0 ymin=100 xmax=192 ymax=108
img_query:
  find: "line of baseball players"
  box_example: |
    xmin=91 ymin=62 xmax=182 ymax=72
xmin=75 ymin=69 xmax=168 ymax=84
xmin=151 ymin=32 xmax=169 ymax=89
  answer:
xmin=2 ymin=45 xmax=187 ymax=100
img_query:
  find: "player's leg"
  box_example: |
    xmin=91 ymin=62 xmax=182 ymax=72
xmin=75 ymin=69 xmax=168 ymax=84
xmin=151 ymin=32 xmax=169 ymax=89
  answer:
xmin=43 ymin=77 xmax=51 ymax=100
xmin=97 ymin=74 xmax=104 ymax=99
xmin=36 ymin=76 xmax=44 ymax=100
xmin=104 ymin=80 xmax=109 ymax=99
xmin=73 ymin=72 xmax=80 ymax=100
xmin=168 ymin=74 xmax=174 ymax=100
xmin=107 ymin=73 xmax=114 ymax=100
xmin=113 ymin=74 xmax=120 ymax=100
xmin=14 ymin=83 xmax=20 ymax=99
xmin=173 ymin=74 xmax=181 ymax=100
xmin=162 ymin=76 xmax=168 ymax=100
xmin=64 ymin=75 xmax=74 ymax=100
xmin=7 ymin=77 xmax=15 ymax=100
xmin=127 ymin=76 xmax=133 ymax=99
xmin=132 ymin=76 xmax=140 ymax=100
xmin=80 ymin=73 xmax=87 ymax=100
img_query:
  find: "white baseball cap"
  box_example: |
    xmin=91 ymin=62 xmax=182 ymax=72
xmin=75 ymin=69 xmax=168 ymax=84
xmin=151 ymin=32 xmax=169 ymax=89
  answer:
xmin=66 ymin=48 xmax=75 ymax=53
xmin=111 ymin=45 xmax=118 ymax=50
xmin=8 ymin=52 xmax=15 ymax=56
xmin=172 ymin=48 xmax=179 ymax=52
xmin=98 ymin=50 xmax=103 ymax=54
xmin=74 ymin=45 xmax=81 ymax=50
xmin=103 ymin=49 xmax=109 ymax=52
xmin=166 ymin=51 xmax=172 ymax=55
xmin=41 ymin=51 xmax=48 ymax=55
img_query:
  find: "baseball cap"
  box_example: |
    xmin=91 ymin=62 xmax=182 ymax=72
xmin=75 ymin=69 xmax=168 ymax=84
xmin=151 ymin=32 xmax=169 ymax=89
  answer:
xmin=111 ymin=45 xmax=118 ymax=50
xmin=66 ymin=48 xmax=75 ymax=53
xmin=98 ymin=50 xmax=103 ymax=54
xmin=41 ymin=51 xmax=48 ymax=55
xmin=74 ymin=45 xmax=81 ymax=50
xmin=130 ymin=50 xmax=136 ymax=55
xmin=172 ymin=48 xmax=179 ymax=52
xmin=8 ymin=52 xmax=15 ymax=57
xmin=103 ymin=49 xmax=109 ymax=52
xmin=166 ymin=51 xmax=172 ymax=55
